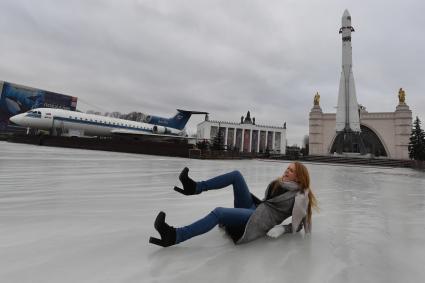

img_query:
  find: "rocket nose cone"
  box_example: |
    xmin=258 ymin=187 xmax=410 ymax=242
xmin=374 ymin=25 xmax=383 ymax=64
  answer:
xmin=342 ymin=9 xmax=351 ymax=25
xmin=343 ymin=9 xmax=350 ymax=18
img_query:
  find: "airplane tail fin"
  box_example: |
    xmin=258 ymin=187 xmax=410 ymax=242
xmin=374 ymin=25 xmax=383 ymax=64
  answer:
xmin=146 ymin=109 xmax=208 ymax=130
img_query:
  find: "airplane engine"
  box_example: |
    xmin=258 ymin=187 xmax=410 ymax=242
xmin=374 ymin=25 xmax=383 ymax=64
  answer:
xmin=152 ymin=125 xmax=169 ymax=134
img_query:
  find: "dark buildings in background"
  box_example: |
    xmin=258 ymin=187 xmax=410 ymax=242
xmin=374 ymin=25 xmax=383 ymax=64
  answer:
xmin=0 ymin=81 xmax=78 ymax=132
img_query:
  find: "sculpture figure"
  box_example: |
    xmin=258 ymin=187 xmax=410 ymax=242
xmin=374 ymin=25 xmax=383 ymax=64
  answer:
xmin=398 ymin=88 xmax=406 ymax=104
xmin=314 ymin=92 xmax=320 ymax=106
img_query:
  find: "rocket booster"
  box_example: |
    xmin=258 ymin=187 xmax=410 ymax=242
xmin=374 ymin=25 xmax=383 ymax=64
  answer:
xmin=335 ymin=9 xmax=360 ymax=132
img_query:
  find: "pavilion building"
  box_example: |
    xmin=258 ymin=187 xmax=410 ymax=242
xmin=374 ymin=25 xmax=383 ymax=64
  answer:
xmin=197 ymin=111 xmax=287 ymax=154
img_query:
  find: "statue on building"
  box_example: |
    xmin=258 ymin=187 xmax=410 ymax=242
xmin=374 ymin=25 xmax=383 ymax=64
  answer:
xmin=243 ymin=111 xmax=252 ymax=124
xmin=314 ymin=92 xmax=320 ymax=106
xmin=398 ymin=88 xmax=406 ymax=104
xmin=253 ymin=117 xmax=255 ymax=125
xmin=241 ymin=116 xmax=244 ymax=123
xmin=205 ymin=114 xmax=209 ymax=121
xmin=284 ymin=122 xmax=286 ymax=129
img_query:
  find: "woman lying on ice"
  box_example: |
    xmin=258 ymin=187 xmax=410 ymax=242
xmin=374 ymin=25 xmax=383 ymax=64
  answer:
xmin=149 ymin=162 xmax=318 ymax=247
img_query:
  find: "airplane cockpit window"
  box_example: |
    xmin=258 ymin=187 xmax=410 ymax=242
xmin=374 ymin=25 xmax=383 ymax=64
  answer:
xmin=26 ymin=110 xmax=42 ymax=116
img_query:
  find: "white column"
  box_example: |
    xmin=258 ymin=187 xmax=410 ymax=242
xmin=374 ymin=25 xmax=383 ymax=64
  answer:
xmin=249 ymin=127 xmax=253 ymax=152
xmin=256 ymin=129 xmax=260 ymax=152
xmin=207 ymin=124 xmax=211 ymax=140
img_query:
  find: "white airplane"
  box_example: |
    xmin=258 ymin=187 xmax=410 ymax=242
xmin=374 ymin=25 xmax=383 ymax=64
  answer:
xmin=9 ymin=108 xmax=205 ymax=138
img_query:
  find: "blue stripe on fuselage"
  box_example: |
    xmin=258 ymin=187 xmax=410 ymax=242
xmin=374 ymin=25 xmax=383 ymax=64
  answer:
xmin=53 ymin=116 xmax=153 ymax=133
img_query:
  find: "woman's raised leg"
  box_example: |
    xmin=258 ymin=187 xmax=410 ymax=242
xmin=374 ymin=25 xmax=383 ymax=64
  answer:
xmin=175 ymin=168 xmax=255 ymax=209
xmin=198 ymin=170 xmax=255 ymax=208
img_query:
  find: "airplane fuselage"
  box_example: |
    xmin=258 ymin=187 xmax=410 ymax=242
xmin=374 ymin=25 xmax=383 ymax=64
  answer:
xmin=9 ymin=108 xmax=182 ymax=137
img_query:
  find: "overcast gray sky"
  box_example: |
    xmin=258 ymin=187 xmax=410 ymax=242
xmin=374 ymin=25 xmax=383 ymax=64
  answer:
xmin=0 ymin=0 xmax=424 ymax=145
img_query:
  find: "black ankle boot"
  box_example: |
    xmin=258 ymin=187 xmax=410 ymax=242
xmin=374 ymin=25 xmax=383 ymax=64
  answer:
xmin=149 ymin=211 xmax=176 ymax=247
xmin=174 ymin=167 xmax=198 ymax=195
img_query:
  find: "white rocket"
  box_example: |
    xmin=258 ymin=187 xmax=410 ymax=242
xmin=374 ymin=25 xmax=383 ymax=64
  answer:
xmin=335 ymin=9 xmax=361 ymax=132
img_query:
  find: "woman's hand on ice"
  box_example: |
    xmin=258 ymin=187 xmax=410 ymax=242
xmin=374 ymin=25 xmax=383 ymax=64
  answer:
xmin=267 ymin=225 xmax=285 ymax=238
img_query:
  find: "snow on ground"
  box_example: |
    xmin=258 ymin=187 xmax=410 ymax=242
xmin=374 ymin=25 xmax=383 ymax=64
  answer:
xmin=1 ymin=141 xmax=425 ymax=283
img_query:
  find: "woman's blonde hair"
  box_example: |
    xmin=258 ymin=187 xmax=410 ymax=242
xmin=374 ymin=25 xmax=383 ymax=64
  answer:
xmin=293 ymin=162 xmax=319 ymax=225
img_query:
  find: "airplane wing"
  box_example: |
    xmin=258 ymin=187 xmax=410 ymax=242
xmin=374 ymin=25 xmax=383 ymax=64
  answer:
xmin=110 ymin=129 xmax=196 ymax=141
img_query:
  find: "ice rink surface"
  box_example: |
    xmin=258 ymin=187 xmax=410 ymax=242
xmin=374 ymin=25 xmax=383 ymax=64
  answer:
xmin=1 ymin=141 xmax=425 ymax=283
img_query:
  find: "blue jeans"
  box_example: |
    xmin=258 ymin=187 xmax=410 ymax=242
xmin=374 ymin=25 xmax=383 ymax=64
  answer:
xmin=175 ymin=171 xmax=256 ymax=244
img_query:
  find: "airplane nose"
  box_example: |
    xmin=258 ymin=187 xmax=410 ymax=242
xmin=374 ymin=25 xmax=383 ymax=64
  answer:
xmin=9 ymin=115 xmax=17 ymax=124
xmin=9 ymin=114 xmax=22 ymax=125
